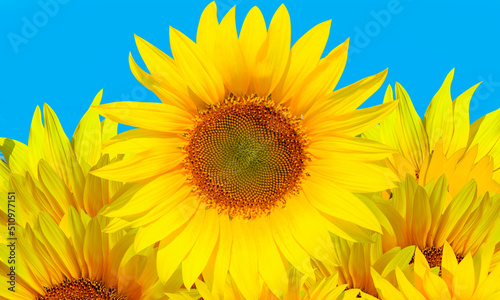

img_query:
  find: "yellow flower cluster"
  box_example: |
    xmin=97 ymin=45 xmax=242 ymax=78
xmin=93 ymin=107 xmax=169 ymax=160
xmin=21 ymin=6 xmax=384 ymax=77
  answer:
xmin=1 ymin=2 xmax=500 ymax=299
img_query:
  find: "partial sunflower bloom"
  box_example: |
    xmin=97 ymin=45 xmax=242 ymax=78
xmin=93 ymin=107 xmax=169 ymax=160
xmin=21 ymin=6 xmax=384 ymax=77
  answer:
xmin=372 ymin=174 xmax=500 ymax=272
xmin=306 ymin=234 xmax=415 ymax=299
xmin=0 ymin=207 xmax=185 ymax=300
xmin=0 ymin=91 xmax=123 ymax=225
xmin=372 ymin=242 xmax=500 ymax=299
xmin=193 ymin=268 xmax=348 ymax=300
xmin=92 ymin=2 xmax=398 ymax=298
xmin=363 ymin=69 xmax=500 ymax=198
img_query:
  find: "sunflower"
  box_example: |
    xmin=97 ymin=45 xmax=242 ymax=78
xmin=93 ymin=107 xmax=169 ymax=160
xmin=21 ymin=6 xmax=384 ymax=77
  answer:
xmin=193 ymin=268 xmax=348 ymax=300
xmin=0 ymin=207 xmax=185 ymax=300
xmin=363 ymin=69 xmax=500 ymax=198
xmin=306 ymin=234 xmax=415 ymax=299
xmin=372 ymin=242 xmax=500 ymax=299
xmin=0 ymin=91 xmax=123 ymax=225
xmin=92 ymin=2 xmax=398 ymax=298
xmin=372 ymin=174 xmax=500 ymax=273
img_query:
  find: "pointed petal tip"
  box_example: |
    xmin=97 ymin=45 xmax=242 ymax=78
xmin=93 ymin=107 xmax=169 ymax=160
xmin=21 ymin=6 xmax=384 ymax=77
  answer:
xmin=91 ymin=90 xmax=103 ymax=106
xmin=443 ymin=69 xmax=455 ymax=84
xmin=278 ymin=3 xmax=288 ymax=9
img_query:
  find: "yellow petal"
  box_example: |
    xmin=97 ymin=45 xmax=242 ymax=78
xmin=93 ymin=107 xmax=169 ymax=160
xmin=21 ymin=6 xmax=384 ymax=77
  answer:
xmin=371 ymin=268 xmax=405 ymax=300
xmin=472 ymin=242 xmax=495 ymax=288
xmin=434 ymin=180 xmax=476 ymax=246
xmin=169 ymin=26 xmax=224 ymax=104
xmin=293 ymin=39 xmax=348 ymax=116
xmin=129 ymin=52 xmax=199 ymax=111
xmin=196 ymin=1 xmax=218 ymax=61
xmin=252 ymin=4 xmax=290 ymax=96
xmin=309 ymin=159 xmax=396 ymax=193
xmin=474 ymin=256 xmax=500 ymax=298
xmin=376 ymin=245 xmax=415 ymax=278
xmin=10 ymin=173 xmax=54 ymax=223
xmin=229 ymin=218 xmax=260 ymax=300
xmin=210 ymin=215 xmax=233 ymax=297
xmin=0 ymin=137 xmax=30 ymax=176
xmin=105 ymin=170 xmax=186 ymax=217
xmin=71 ymin=90 xmax=102 ymax=170
xmin=38 ymin=212 xmax=80 ymax=278
xmin=302 ymin=176 xmax=381 ymax=233
xmin=322 ymin=213 xmax=375 ymax=243
xmin=413 ymin=248 xmax=429 ymax=287
xmin=269 ymin=210 xmax=315 ymax=278
xmin=38 ymin=159 xmax=76 ymax=219
xmin=215 ymin=6 xmax=250 ymax=96
xmin=448 ymin=83 xmax=480 ymax=154
xmin=308 ymin=135 xmax=395 ymax=162
xmin=394 ymin=267 xmax=426 ymax=300
xmin=83 ymin=217 xmax=105 ymax=278
xmin=17 ymin=226 xmax=53 ymax=294
xmin=253 ymin=218 xmax=288 ymax=298
xmin=68 ymin=207 xmax=87 ymax=275
xmin=103 ymin=128 xmax=184 ymax=155
xmin=157 ymin=207 xmax=204 ymax=283
xmin=468 ymin=107 xmax=500 ymax=164
xmin=410 ymin=186 xmax=431 ymax=246
xmin=93 ymin=101 xmax=193 ymax=133
xmin=27 ymin=105 xmax=45 ymax=175
xmin=441 ymin=242 xmax=458 ymax=291
xmin=239 ymin=6 xmax=267 ymax=95
xmin=195 ymin=280 xmax=217 ymax=300
xmin=101 ymin=118 xmax=118 ymax=144
xmin=182 ymin=209 xmax=219 ymax=289
xmin=422 ymin=269 xmax=451 ymax=299
xmin=452 ymin=254 xmax=475 ymax=299
xmin=311 ymin=69 xmax=388 ymax=117
xmin=309 ymin=100 xmax=398 ymax=137
xmin=43 ymin=104 xmax=85 ymax=204
xmin=132 ymin=187 xmax=195 ymax=252
xmin=283 ymin=195 xmax=335 ymax=265
xmin=91 ymin=148 xmax=183 ymax=182
xmin=273 ymin=20 xmax=331 ymax=105
xmin=423 ymin=69 xmax=455 ymax=153
xmin=392 ymin=82 xmax=429 ymax=170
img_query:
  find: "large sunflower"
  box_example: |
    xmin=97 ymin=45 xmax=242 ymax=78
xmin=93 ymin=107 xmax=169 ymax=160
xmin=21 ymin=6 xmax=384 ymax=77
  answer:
xmin=372 ymin=242 xmax=500 ymax=299
xmin=0 ymin=207 xmax=185 ymax=300
xmin=363 ymin=69 xmax=500 ymax=198
xmin=373 ymin=174 xmax=500 ymax=272
xmin=0 ymin=91 xmax=123 ymax=225
xmin=92 ymin=2 xmax=398 ymax=298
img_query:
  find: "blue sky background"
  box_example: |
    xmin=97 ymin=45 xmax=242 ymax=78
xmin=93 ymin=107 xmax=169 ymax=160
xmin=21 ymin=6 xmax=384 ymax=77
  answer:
xmin=1 ymin=0 xmax=499 ymax=145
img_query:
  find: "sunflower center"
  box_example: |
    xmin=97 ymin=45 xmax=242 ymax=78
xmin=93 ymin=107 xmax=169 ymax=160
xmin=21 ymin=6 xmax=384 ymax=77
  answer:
xmin=422 ymin=246 xmax=443 ymax=268
xmin=409 ymin=246 xmax=465 ymax=275
xmin=184 ymin=94 xmax=309 ymax=219
xmin=37 ymin=278 xmax=126 ymax=300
